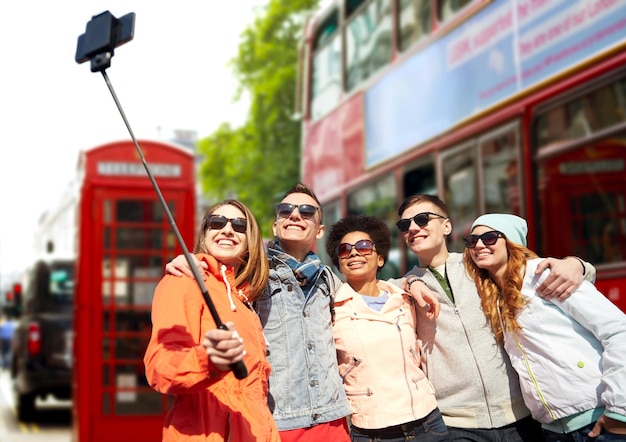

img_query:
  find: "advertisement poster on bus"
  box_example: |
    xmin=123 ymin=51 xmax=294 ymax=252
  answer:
xmin=365 ymin=0 xmax=626 ymax=166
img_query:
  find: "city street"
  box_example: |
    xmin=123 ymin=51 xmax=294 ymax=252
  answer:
xmin=0 ymin=370 xmax=71 ymax=442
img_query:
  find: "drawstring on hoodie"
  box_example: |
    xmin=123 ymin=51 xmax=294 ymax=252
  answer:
xmin=221 ymin=265 xmax=237 ymax=311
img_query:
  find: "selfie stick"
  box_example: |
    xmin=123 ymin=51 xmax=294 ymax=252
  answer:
xmin=75 ymin=11 xmax=248 ymax=380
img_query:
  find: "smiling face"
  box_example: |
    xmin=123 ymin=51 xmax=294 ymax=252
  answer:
xmin=399 ymin=201 xmax=451 ymax=267
xmin=204 ymin=203 xmax=248 ymax=271
xmin=272 ymin=192 xmax=324 ymax=261
xmin=467 ymin=224 xmax=508 ymax=279
xmin=337 ymin=231 xmax=383 ymax=286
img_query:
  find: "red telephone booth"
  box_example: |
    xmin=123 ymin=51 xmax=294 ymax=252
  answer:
xmin=72 ymin=139 xmax=197 ymax=441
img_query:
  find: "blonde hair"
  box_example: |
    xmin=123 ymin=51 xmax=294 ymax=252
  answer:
xmin=464 ymin=240 xmax=538 ymax=343
xmin=195 ymin=199 xmax=269 ymax=301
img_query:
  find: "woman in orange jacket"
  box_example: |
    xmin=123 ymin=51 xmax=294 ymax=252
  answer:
xmin=144 ymin=199 xmax=279 ymax=441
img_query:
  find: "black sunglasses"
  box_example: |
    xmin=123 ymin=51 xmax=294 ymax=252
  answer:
xmin=207 ymin=215 xmax=247 ymax=233
xmin=396 ymin=212 xmax=446 ymax=233
xmin=336 ymin=239 xmax=376 ymax=259
xmin=275 ymin=203 xmax=319 ymax=220
xmin=463 ymin=230 xmax=504 ymax=248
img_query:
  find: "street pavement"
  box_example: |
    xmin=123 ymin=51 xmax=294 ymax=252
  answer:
xmin=0 ymin=369 xmax=71 ymax=442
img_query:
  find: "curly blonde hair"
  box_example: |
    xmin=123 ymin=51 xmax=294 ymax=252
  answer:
xmin=464 ymin=240 xmax=538 ymax=343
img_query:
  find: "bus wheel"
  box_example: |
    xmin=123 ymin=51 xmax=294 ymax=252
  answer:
xmin=16 ymin=392 xmax=36 ymax=422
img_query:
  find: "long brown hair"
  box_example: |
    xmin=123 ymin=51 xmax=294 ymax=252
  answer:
xmin=464 ymin=239 xmax=538 ymax=343
xmin=194 ymin=199 xmax=269 ymax=301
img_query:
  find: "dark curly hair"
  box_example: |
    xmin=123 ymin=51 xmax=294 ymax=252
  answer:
xmin=326 ymin=215 xmax=391 ymax=271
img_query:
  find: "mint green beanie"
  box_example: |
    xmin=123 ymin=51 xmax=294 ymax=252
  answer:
xmin=470 ymin=214 xmax=528 ymax=247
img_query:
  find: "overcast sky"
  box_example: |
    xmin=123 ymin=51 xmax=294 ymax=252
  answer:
xmin=0 ymin=2 xmax=265 ymax=279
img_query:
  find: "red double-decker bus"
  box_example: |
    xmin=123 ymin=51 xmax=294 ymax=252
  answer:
xmin=297 ymin=0 xmax=626 ymax=311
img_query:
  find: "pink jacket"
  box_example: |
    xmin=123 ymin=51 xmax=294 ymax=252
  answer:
xmin=333 ymin=279 xmax=437 ymax=429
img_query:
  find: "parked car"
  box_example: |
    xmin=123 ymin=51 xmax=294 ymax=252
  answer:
xmin=10 ymin=259 xmax=74 ymax=421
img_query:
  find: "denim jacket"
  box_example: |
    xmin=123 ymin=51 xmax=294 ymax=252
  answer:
xmin=254 ymin=256 xmax=351 ymax=431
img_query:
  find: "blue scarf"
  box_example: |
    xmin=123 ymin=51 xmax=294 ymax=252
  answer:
xmin=267 ymin=240 xmax=322 ymax=288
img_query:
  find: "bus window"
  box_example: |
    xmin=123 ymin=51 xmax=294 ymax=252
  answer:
xmin=572 ymin=192 xmax=626 ymax=264
xmin=311 ymin=9 xmax=342 ymax=121
xmin=317 ymin=199 xmax=343 ymax=270
xmin=479 ymin=125 xmax=521 ymax=215
xmin=535 ymin=131 xmax=626 ymax=266
xmin=347 ymin=174 xmax=400 ymax=280
xmin=403 ymin=161 xmax=436 ymax=198
xmin=345 ymin=0 xmax=393 ymax=91
xmin=436 ymin=0 xmax=472 ymax=24
xmin=399 ymin=0 xmax=432 ymax=52
xmin=402 ymin=161 xmax=436 ymax=269
xmin=534 ymin=73 xmax=626 ymax=266
xmin=587 ymin=83 xmax=625 ymax=129
xmin=536 ymin=78 xmax=626 ymax=148
xmin=442 ymin=144 xmax=477 ymax=251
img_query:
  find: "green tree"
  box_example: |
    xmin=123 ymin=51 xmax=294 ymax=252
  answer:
xmin=197 ymin=0 xmax=320 ymax=236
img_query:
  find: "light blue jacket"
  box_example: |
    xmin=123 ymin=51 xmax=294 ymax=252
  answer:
xmin=254 ymin=256 xmax=351 ymax=431
xmin=505 ymin=258 xmax=626 ymax=432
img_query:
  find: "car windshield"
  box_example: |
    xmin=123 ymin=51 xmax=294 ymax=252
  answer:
xmin=49 ymin=265 xmax=74 ymax=303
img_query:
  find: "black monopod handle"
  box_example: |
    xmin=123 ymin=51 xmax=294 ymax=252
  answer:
xmin=100 ymin=70 xmax=248 ymax=380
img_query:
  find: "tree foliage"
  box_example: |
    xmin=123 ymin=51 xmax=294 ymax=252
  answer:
xmin=197 ymin=0 xmax=320 ymax=236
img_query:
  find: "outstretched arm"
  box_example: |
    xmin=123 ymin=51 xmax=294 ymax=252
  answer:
xmin=165 ymin=254 xmax=207 ymax=277
xmin=534 ymin=256 xmax=595 ymax=301
xmin=404 ymin=277 xmax=440 ymax=319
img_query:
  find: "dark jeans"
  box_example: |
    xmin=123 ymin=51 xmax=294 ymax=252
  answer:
xmin=350 ymin=407 xmax=449 ymax=441
xmin=543 ymin=423 xmax=626 ymax=442
xmin=447 ymin=415 xmax=544 ymax=441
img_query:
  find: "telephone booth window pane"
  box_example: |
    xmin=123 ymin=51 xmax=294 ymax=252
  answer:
xmin=103 ymin=393 xmax=110 ymax=415
xmin=116 ymin=391 xmax=163 ymax=415
xmin=103 ymin=337 xmax=111 ymax=361
xmin=131 ymin=281 xmax=157 ymax=306
xmin=115 ymin=364 xmax=150 ymax=388
xmin=116 ymin=200 xmax=172 ymax=223
xmin=104 ymin=199 xmax=112 ymax=223
xmin=103 ymin=311 xmax=110 ymax=332
xmin=115 ymin=336 xmax=149 ymax=359
xmin=103 ymin=364 xmax=110 ymax=387
xmin=102 ymin=255 xmax=162 ymax=305
xmin=115 ymin=310 xmax=152 ymax=332
xmin=104 ymin=227 xmax=111 ymax=249
xmin=130 ymin=258 xmax=163 ymax=279
xmin=167 ymin=231 xmax=177 ymax=251
xmin=102 ymin=258 xmax=129 ymax=303
xmin=116 ymin=227 xmax=164 ymax=250
xmin=114 ymin=282 xmax=157 ymax=306
xmin=104 ymin=255 xmax=164 ymax=277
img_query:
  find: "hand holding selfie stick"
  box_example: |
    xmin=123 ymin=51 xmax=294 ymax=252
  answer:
xmin=75 ymin=11 xmax=248 ymax=380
